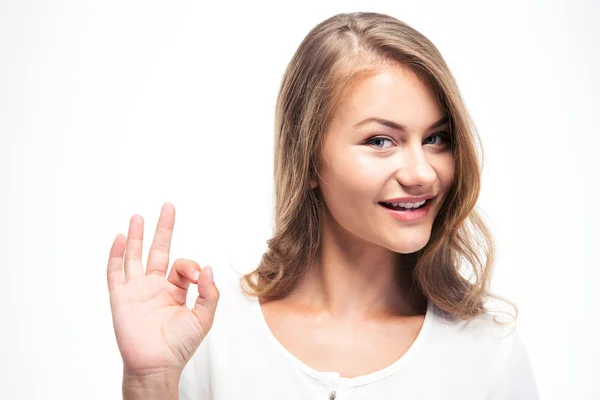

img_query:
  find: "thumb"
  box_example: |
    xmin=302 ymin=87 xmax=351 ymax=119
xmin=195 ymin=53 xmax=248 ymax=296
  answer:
xmin=192 ymin=266 xmax=220 ymax=331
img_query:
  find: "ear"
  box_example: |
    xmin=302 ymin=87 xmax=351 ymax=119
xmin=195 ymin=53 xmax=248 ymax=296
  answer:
xmin=310 ymin=178 xmax=318 ymax=189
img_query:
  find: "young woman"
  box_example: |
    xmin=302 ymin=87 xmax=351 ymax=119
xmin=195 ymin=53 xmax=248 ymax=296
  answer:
xmin=107 ymin=12 xmax=539 ymax=400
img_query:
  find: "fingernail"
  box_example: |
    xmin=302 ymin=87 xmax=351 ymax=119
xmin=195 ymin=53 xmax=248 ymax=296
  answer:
xmin=192 ymin=270 xmax=200 ymax=281
xmin=205 ymin=266 xmax=213 ymax=284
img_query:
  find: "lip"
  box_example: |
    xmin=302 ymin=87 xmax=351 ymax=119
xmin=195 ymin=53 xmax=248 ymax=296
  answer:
xmin=380 ymin=195 xmax=435 ymax=203
xmin=379 ymin=198 xmax=433 ymax=221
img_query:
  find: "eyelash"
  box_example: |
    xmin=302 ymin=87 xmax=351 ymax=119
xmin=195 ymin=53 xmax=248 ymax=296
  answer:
xmin=366 ymin=133 xmax=451 ymax=150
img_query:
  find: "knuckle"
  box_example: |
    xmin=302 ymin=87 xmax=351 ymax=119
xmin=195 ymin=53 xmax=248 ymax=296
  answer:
xmin=173 ymin=258 xmax=200 ymax=270
xmin=172 ymin=257 xmax=187 ymax=265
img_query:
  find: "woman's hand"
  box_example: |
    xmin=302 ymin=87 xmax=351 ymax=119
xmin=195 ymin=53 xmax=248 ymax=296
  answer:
xmin=107 ymin=203 xmax=220 ymax=378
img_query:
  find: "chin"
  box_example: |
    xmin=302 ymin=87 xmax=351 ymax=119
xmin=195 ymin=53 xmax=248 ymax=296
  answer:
xmin=387 ymin=234 xmax=431 ymax=254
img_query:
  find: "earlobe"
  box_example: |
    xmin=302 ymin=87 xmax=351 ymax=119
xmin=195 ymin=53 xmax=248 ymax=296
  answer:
xmin=310 ymin=178 xmax=318 ymax=189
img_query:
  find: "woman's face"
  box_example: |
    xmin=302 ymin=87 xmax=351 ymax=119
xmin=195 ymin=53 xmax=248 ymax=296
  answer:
xmin=312 ymin=63 xmax=454 ymax=254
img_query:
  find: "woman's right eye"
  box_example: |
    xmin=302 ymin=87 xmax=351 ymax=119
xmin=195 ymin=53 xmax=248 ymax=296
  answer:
xmin=366 ymin=136 xmax=393 ymax=149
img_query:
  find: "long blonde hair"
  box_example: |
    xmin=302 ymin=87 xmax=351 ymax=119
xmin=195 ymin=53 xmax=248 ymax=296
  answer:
xmin=241 ymin=12 xmax=516 ymax=321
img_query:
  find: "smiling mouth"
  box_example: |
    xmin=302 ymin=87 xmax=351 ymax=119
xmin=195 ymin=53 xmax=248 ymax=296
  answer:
xmin=378 ymin=199 xmax=431 ymax=211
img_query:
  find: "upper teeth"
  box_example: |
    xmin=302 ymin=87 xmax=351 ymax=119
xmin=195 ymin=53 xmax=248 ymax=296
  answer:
xmin=385 ymin=200 xmax=426 ymax=208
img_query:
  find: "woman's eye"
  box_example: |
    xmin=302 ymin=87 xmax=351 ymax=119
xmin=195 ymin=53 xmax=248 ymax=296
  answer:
xmin=366 ymin=137 xmax=393 ymax=149
xmin=424 ymin=133 xmax=450 ymax=146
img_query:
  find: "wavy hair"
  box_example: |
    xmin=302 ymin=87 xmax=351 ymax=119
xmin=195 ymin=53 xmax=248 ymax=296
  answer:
xmin=241 ymin=12 xmax=516 ymax=322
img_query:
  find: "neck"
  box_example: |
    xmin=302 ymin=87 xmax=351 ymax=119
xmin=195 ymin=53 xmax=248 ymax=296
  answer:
xmin=286 ymin=213 xmax=420 ymax=320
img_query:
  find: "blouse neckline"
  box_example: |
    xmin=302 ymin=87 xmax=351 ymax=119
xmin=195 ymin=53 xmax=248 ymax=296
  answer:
xmin=250 ymin=292 xmax=434 ymax=388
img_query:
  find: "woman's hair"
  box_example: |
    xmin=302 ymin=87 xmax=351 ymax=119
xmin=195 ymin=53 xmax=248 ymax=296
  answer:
xmin=240 ymin=12 xmax=516 ymax=322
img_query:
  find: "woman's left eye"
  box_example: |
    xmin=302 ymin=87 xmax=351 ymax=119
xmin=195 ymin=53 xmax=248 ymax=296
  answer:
xmin=424 ymin=133 xmax=450 ymax=146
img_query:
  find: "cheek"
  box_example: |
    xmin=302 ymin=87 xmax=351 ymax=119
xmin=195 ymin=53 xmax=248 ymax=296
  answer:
xmin=321 ymin=152 xmax=383 ymax=197
xmin=431 ymin=153 xmax=455 ymax=190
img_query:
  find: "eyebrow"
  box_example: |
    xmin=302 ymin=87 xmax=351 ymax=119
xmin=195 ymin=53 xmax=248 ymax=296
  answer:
xmin=353 ymin=115 xmax=450 ymax=131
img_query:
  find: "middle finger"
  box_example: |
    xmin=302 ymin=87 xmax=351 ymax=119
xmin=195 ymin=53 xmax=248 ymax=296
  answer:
xmin=146 ymin=202 xmax=176 ymax=277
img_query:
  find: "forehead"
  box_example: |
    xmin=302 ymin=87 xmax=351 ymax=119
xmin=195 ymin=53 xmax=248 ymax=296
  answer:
xmin=332 ymin=64 xmax=444 ymax=131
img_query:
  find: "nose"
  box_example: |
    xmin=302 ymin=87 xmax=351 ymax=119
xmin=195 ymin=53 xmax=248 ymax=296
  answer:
xmin=394 ymin=144 xmax=437 ymax=188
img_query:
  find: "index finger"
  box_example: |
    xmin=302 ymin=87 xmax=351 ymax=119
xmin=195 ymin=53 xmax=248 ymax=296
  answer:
xmin=145 ymin=202 xmax=176 ymax=277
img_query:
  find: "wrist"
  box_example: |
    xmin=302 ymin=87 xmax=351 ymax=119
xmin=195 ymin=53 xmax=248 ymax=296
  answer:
xmin=122 ymin=368 xmax=181 ymax=400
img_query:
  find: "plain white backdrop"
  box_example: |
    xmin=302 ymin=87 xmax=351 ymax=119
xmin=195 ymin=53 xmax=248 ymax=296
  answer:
xmin=1 ymin=0 xmax=598 ymax=398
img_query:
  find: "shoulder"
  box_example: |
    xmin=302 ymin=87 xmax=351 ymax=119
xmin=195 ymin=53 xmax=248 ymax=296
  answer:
xmin=428 ymin=301 xmax=515 ymax=336
xmin=426 ymin=302 xmax=523 ymax=359
xmin=424 ymin=303 xmax=539 ymax=398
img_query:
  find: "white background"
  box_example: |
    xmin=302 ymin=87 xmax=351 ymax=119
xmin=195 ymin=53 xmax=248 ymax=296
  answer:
xmin=1 ymin=0 xmax=598 ymax=398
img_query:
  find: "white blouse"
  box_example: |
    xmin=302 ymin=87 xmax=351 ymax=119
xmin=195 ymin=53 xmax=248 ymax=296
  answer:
xmin=179 ymin=274 xmax=539 ymax=400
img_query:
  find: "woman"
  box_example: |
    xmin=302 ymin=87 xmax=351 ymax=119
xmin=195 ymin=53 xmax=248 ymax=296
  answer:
xmin=107 ymin=12 xmax=539 ymax=399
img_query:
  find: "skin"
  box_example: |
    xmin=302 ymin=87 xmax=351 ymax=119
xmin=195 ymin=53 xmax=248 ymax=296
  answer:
xmin=259 ymin=63 xmax=455 ymax=377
